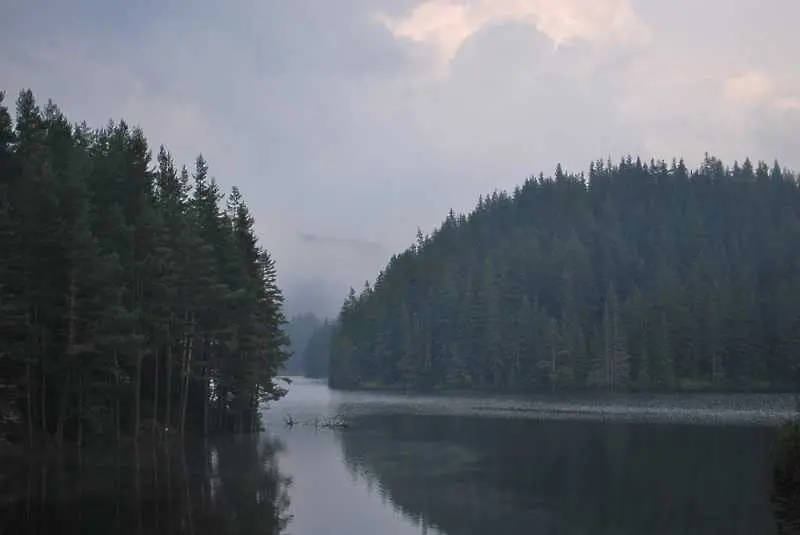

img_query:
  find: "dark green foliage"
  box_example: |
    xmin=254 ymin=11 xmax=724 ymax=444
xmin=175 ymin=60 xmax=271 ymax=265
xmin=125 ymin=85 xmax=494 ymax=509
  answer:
xmin=0 ymin=89 xmax=290 ymax=445
xmin=330 ymin=155 xmax=800 ymax=393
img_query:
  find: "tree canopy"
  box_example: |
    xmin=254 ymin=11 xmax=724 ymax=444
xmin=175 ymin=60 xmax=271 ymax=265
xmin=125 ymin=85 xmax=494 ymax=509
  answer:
xmin=330 ymin=156 xmax=800 ymax=393
xmin=0 ymin=89 xmax=290 ymax=446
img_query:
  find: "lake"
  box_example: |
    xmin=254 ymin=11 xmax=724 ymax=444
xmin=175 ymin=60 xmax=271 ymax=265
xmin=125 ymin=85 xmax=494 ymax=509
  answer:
xmin=1 ymin=377 xmax=795 ymax=534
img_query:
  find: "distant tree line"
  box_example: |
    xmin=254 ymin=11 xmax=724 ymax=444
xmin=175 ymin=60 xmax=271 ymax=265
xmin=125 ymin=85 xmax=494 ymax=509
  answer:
xmin=280 ymin=313 xmax=322 ymax=375
xmin=0 ymin=89 xmax=290 ymax=447
xmin=302 ymin=320 xmax=333 ymax=379
xmin=330 ymin=156 xmax=800 ymax=393
xmin=274 ymin=313 xmax=333 ymax=379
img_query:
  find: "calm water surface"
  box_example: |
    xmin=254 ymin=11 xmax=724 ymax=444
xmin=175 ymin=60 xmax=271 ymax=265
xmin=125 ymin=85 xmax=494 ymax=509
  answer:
xmin=1 ymin=378 xmax=794 ymax=534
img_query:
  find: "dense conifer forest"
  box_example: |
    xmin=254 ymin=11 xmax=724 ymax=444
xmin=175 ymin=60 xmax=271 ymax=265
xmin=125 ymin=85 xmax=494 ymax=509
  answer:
xmin=330 ymin=156 xmax=800 ymax=393
xmin=0 ymin=89 xmax=290 ymax=447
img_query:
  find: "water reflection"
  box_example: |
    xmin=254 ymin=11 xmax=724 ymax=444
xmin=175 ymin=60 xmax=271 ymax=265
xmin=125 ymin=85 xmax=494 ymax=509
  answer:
xmin=338 ymin=412 xmax=779 ymax=535
xmin=0 ymin=435 xmax=292 ymax=535
xmin=16 ymin=379 xmax=781 ymax=535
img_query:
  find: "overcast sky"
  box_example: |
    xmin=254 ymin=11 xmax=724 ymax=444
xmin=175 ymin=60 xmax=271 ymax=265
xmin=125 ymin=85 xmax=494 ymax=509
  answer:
xmin=3 ymin=0 xmax=799 ymax=316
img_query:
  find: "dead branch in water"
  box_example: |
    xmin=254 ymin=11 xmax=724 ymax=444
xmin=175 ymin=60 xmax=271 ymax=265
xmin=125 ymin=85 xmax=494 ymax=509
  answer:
xmin=282 ymin=414 xmax=349 ymax=430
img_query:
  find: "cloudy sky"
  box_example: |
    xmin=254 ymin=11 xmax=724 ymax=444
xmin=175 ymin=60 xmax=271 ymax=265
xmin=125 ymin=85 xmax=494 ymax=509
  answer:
xmin=3 ymin=0 xmax=799 ymax=316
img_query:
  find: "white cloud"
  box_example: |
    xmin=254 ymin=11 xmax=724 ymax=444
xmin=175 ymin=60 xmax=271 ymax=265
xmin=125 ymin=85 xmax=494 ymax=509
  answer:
xmin=376 ymin=0 xmax=651 ymax=71
xmin=723 ymin=71 xmax=775 ymax=108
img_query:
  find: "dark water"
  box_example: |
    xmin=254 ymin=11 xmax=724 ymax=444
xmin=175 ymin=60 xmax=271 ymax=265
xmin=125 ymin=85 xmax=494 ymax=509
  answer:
xmin=1 ymin=378 xmax=794 ymax=535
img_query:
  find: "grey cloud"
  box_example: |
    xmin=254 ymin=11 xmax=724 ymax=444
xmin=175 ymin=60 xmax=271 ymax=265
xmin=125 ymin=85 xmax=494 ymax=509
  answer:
xmin=248 ymin=2 xmax=412 ymax=77
xmin=412 ymin=21 xmax=646 ymax=183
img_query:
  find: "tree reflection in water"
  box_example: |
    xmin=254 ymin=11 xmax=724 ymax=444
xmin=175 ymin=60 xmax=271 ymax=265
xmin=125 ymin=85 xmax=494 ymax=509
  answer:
xmin=338 ymin=413 xmax=779 ymax=535
xmin=0 ymin=434 xmax=292 ymax=535
xmin=772 ymin=421 xmax=800 ymax=535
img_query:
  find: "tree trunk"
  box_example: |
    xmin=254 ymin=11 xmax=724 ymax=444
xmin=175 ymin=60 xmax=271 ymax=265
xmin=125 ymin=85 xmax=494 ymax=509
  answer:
xmin=216 ymin=387 xmax=225 ymax=433
xmin=114 ymin=350 xmax=120 ymax=444
xmin=250 ymin=389 xmax=259 ymax=433
xmin=36 ymin=305 xmax=47 ymax=437
xmin=55 ymin=371 xmax=70 ymax=449
xmin=550 ymin=343 xmax=556 ymax=394
xmin=57 ymin=274 xmax=78 ymax=448
xmin=165 ymin=317 xmax=173 ymax=430
xmin=40 ymin=369 xmax=47 ymax=437
xmin=134 ymin=344 xmax=142 ymax=442
xmin=179 ymin=311 xmax=194 ymax=439
xmin=26 ymin=361 xmax=33 ymax=447
xmin=78 ymin=374 xmax=83 ymax=447
xmin=153 ymin=346 xmax=160 ymax=433
xmin=135 ymin=442 xmax=143 ymax=535
xmin=202 ymin=363 xmax=209 ymax=436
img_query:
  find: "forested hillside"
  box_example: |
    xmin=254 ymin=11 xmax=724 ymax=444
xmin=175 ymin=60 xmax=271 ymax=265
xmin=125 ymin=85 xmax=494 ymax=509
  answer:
xmin=330 ymin=157 xmax=800 ymax=393
xmin=302 ymin=320 xmax=334 ymax=379
xmin=280 ymin=313 xmax=322 ymax=375
xmin=0 ymin=89 xmax=290 ymax=446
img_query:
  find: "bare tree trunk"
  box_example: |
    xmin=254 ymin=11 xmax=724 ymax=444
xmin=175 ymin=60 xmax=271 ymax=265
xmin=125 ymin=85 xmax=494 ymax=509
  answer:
xmin=55 ymin=371 xmax=70 ymax=449
xmin=39 ymin=463 xmax=47 ymax=522
xmin=216 ymin=387 xmax=225 ymax=433
xmin=25 ymin=306 xmax=36 ymax=446
xmin=202 ymin=438 xmax=210 ymax=508
xmin=114 ymin=350 xmax=121 ymax=444
xmin=134 ymin=344 xmax=142 ymax=442
xmin=179 ymin=311 xmax=194 ymax=439
xmin=114 ymin=444 xmax=121 ymax=532
xmin=250 ymin=389 xmax=259 ymax=433
xmin=40 ymin=369 xmax=47 ymax=437
xmin=165 ymin=317 xmax=173 ymax=429
xmin=132 ymin=271 xmax=143 ymax=442
xmin=26 ymin=361 xmax=33 ymax=447
xmin=36 ymin=303 xmax=47 ymax=438
xmin=78 ymin=374 xmax=83 ymax=446
xmin=153 ymin=346 xmax=160 ymax=433
xmin=202 ymin=363 xmax=209 ymax=436
xmin=135 ymin=442 xmax=143 ymax=535
xmin=57 ymin=272 xmax=79 ymax=448
xmin=25 ymin=453 xmax=33 ymax=523
xmin=152 ymin=437 xmax=160 ymax=533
